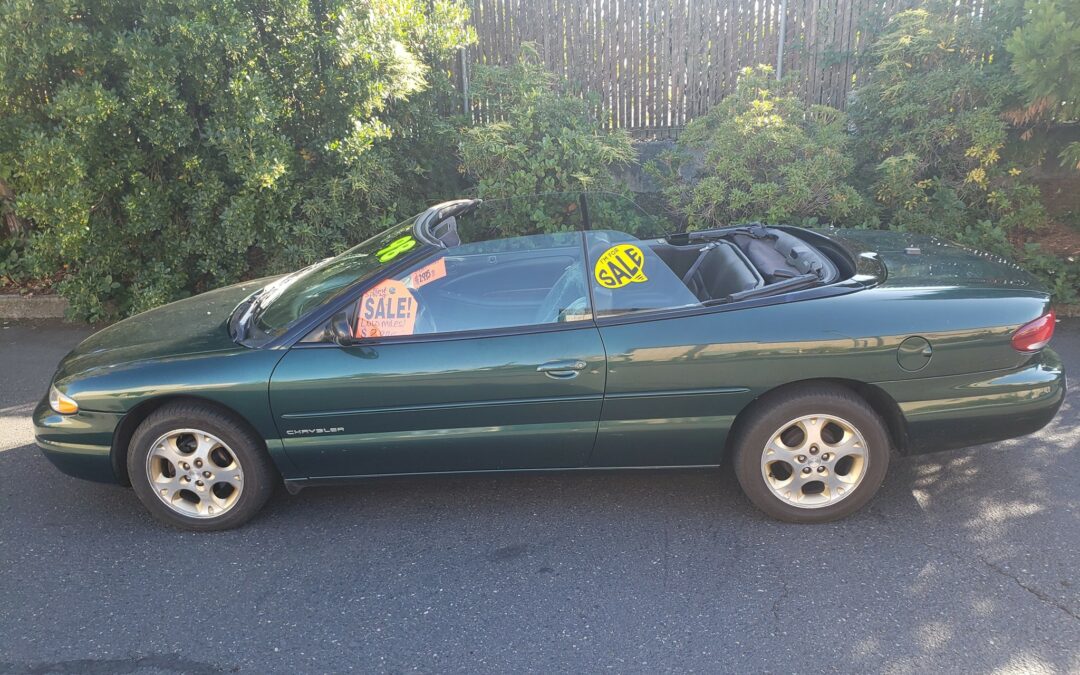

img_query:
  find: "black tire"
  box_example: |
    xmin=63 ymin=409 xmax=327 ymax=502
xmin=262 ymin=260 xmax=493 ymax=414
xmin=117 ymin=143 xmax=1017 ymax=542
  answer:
xmin=731 ymin=384 xmax=890 ymax=523
xmin=127 ymin=401 xmax=277 ymax=531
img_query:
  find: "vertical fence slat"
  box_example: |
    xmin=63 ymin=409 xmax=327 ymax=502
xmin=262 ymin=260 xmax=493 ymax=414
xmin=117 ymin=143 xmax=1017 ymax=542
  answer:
xmin=457 ymin=0 xmax=978 ymax=135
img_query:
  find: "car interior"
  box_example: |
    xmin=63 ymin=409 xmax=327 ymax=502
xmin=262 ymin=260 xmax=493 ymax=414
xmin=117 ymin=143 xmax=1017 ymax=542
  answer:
xmin=388 ymin=209 xmax=844 ymax=335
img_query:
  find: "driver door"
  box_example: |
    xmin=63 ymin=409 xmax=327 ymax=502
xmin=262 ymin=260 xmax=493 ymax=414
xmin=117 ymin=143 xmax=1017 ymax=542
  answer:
xmin=268 ymin=231 xmax=606 ymax=478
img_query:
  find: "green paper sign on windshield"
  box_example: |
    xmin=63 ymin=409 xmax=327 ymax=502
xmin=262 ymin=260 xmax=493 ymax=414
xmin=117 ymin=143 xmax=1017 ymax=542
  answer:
xmin=376 ymin=235 xmax=418 ymax=263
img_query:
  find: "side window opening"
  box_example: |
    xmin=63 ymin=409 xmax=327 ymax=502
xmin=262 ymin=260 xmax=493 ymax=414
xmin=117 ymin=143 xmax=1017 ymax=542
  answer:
xmin=347 ymin=231 xmax=592 ymax=341
xmin=576 ymin=193 xmax=845 ymax=315
xmin=586 ymin=224 xmax=843 ymax=319
xmin=586 ymin=232 xmax=703 ymax=318
xmin=306 ymin=192 xmax=852 ymax=339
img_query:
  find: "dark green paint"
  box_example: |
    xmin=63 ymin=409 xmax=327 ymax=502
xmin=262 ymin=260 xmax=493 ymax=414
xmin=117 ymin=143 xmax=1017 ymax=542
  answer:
xmin=269 ymin=328 xmax=606 ymax=476
xmin=33 ymin=226 xmax=1066 ymax=487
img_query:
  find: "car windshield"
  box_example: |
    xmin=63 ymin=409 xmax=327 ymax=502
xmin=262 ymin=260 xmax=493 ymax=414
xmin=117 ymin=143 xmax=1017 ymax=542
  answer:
xmin=244 ymin=216 xmax=424 ymax=342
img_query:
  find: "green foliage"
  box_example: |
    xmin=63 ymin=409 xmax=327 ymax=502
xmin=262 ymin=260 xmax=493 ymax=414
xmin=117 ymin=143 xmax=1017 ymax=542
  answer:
xmin=1006 ymin=0 xmax=1080 ymax=168
xmin=0 ymin=238 xmax=30 ymax=284
xmin=849 ymin=8 xmax=1022 ymax=213
xmin=1021 ymin=245 xmax=1080 ymax=304
xmin=849 ymin=6 xmax=1080 ymax=301
xmin=457 ymin=48 xmax=635 ymax=236
xmin=848 ymin=12 xmax=1037 ymax=262
xmin=0 ymin=0 xmax=473 ymax=321
xmin=2 ymin=1 xmax=1075 ymax=315
xmin=653 ymin=66 xmax=872 ymax=230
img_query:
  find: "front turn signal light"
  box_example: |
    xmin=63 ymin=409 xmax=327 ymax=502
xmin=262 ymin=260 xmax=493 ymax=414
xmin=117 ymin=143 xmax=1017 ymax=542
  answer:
xmin=1011 ymin=309 xmax=1056 ymax=353
xmin=49 ymin=385 xmax=79 ymax=415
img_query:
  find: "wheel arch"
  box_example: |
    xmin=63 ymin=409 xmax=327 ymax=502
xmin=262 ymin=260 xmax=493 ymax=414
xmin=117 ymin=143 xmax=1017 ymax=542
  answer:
xmin=725 ymin=378 xmax=909 ymax=458
xmin=110 ymin=395 xmax=270 ymax=486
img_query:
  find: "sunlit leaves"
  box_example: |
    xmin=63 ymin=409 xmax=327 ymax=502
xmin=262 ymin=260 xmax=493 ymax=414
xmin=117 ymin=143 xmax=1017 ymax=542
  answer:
xmin=0 ymin=0 xmax=473 ymax=321
xmin=457 ymin=50 xmax=634 ymax=236
xmin=653 ymin=66 xmax=871 ymax=229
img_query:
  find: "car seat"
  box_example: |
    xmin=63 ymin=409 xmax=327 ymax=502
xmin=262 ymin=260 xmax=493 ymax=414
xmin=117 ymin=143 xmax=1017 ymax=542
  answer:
xmin=680 ymin=242 xmax=763 ymax=302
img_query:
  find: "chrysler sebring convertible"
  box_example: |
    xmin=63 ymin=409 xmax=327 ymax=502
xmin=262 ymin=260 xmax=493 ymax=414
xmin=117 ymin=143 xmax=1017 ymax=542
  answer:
xmin=34 ymin=193 xmax=1065 ymax=530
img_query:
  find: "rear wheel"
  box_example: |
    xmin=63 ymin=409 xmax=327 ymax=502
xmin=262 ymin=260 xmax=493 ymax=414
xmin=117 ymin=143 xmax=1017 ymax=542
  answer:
xmin=731 ymin=385 xmax=890 ymax=523
xmin=127 ymin=402 xmax=276 ymax=530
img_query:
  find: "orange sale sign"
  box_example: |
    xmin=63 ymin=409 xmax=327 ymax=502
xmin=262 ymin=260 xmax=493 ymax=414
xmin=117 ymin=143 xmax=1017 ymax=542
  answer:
xmin=410 ymin=258 xmax=447 ymax=288
xmin=355 ymin=280 xmax=418 ymax=338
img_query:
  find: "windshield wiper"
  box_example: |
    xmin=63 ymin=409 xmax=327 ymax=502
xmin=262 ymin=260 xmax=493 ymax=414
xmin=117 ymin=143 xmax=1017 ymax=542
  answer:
xmin=234 ymin=261 xmax=331 ymax=342
xmin=239 ymin=292 xmax=269 ymax=340
xmin=232 ymin=280 xmax=285 ymax=342
xmin=228 ymin=290 xmax=265 ymax=342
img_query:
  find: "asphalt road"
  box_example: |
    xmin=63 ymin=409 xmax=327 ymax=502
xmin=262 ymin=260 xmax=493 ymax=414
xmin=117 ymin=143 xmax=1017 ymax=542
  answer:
xmin=1 ymin=318 xmax=1078 ymax=674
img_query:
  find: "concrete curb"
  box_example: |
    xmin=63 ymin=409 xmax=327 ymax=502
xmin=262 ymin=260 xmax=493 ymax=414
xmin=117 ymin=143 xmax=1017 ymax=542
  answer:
xmin=0 ymin=294 xmax=69 ymax=319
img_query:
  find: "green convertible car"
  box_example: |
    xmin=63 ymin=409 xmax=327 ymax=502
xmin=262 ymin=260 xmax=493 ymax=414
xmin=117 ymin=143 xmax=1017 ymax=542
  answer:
xmin=34 ymin=193 xmax=1065 ymax=530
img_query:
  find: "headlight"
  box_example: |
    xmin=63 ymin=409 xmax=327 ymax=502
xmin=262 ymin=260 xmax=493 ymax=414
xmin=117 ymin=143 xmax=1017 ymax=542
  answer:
xmin=48 ymin=385 xmax=79 ymax=415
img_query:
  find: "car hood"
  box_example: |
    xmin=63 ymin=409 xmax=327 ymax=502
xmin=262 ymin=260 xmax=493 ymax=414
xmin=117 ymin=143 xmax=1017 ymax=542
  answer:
xmin=821 ymin=228 xmax=1046 ymax=292
xmin=55 ymin=278 xmax=273 ymax=382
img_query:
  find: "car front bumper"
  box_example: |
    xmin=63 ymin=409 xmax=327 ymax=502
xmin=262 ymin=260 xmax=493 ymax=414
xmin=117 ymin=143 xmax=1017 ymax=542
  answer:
xmin=875 ymin=348 xmax=1066 ymax=455
xmin=33 ymin=397 xmax=124 ymax=484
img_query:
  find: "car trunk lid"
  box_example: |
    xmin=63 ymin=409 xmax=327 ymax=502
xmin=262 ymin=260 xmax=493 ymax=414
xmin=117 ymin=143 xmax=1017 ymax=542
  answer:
xmin=821 ymin=228 xmax=1046 ymax=293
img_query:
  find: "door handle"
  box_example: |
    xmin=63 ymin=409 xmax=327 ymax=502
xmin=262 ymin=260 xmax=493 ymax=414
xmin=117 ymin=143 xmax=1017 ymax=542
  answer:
xmin=537 ymin=360 xmax=588 ymax=379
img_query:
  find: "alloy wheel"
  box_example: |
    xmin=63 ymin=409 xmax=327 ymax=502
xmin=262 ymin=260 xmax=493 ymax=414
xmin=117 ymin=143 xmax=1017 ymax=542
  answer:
xmin=760 ymin=414 xmax=868 ymax=508
xmin=144 ymin=428 xmax=244 ymax=519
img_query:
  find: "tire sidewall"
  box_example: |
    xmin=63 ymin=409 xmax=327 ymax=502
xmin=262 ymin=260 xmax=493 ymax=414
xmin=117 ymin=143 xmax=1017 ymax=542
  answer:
xmin=128 ymin=407 xmax=272 ymax=531
xmin=733 ymin=390 xmax=890 ymax=523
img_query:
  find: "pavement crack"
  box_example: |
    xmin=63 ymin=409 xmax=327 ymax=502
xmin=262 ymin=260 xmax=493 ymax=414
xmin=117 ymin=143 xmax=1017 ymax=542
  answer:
xmin=976 ymin=556 xmax=1080 ymax=623
xmin=770 ymin=572 xmax=790 ymax=630
xmin=918 ymin=537 xmax=1080 ymax=623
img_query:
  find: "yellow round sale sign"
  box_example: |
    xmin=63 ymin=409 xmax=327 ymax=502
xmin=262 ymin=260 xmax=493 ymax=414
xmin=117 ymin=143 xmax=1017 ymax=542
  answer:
xmin=594 ymin=243 xmax=649 ymax=289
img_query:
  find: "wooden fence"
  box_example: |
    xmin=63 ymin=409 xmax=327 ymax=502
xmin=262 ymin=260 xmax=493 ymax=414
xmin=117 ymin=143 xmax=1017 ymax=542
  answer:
xmin=455 ymin=0 xmax=991 ymax=137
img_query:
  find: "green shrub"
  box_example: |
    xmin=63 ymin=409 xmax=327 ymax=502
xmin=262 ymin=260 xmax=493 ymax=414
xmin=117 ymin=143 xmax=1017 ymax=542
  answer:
xmin=849 ymin=9 xmax=1045 ymax=247
xmin=1006 ymin=0 xmax=1080 ymax=169
xmin=1022 ymin=245 xmax=1080 ymax=304
xmin=0 ymin=238 xmax=30 ymax=285
xmin=849 ymin=7 xmax=1080 ymax=301
xmin=652 ymin=66 xmax=871 ymax=230
xmin=0 ymin=0 xmax=473 ymax=321
xmin=457 ymin=48 xmax=635 ymax=236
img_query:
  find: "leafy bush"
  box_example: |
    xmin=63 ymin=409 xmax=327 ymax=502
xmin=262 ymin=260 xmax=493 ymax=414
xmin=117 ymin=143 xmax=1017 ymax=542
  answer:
xmin=651 ymin=66 xmax=871 ymax=230
xmin=457 ymin=48 xmax=635 ymax=236
xmin=848 ymin=7 xmax=1080 ymax=301
xmin=1022 ymin=245 xmax=1080 ymax=303
xmin=0 ymin=0 xmax=473 ymax=321
xmin=849 ymin=9 xmax=1045 ymax=248
xmin=0 ymin=238 xmax=30 ymax=285
xmin=1006 ymin=0 xmax=1080 ymax=169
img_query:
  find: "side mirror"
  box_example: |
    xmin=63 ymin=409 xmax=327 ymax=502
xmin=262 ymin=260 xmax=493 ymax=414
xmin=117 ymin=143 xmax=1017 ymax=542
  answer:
xmin=327 ymin=311 xmax=357 ymax=346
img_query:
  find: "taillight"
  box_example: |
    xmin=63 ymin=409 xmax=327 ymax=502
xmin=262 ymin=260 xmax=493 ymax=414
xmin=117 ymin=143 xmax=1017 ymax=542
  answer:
xmin=1011 ymin=309 xmax=1056 ymax=352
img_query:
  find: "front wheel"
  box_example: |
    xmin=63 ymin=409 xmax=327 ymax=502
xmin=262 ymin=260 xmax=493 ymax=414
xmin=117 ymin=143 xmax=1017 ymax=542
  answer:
xmin=731 ymin=385 xmax=891 ymax=523
xmin=127 ymin=402 xmax=277 ymax=531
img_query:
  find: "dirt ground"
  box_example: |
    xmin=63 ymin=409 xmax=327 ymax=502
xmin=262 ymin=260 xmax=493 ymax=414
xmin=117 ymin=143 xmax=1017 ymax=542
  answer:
xmin=1033 ymin=172 xmax=1080 ymax=257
